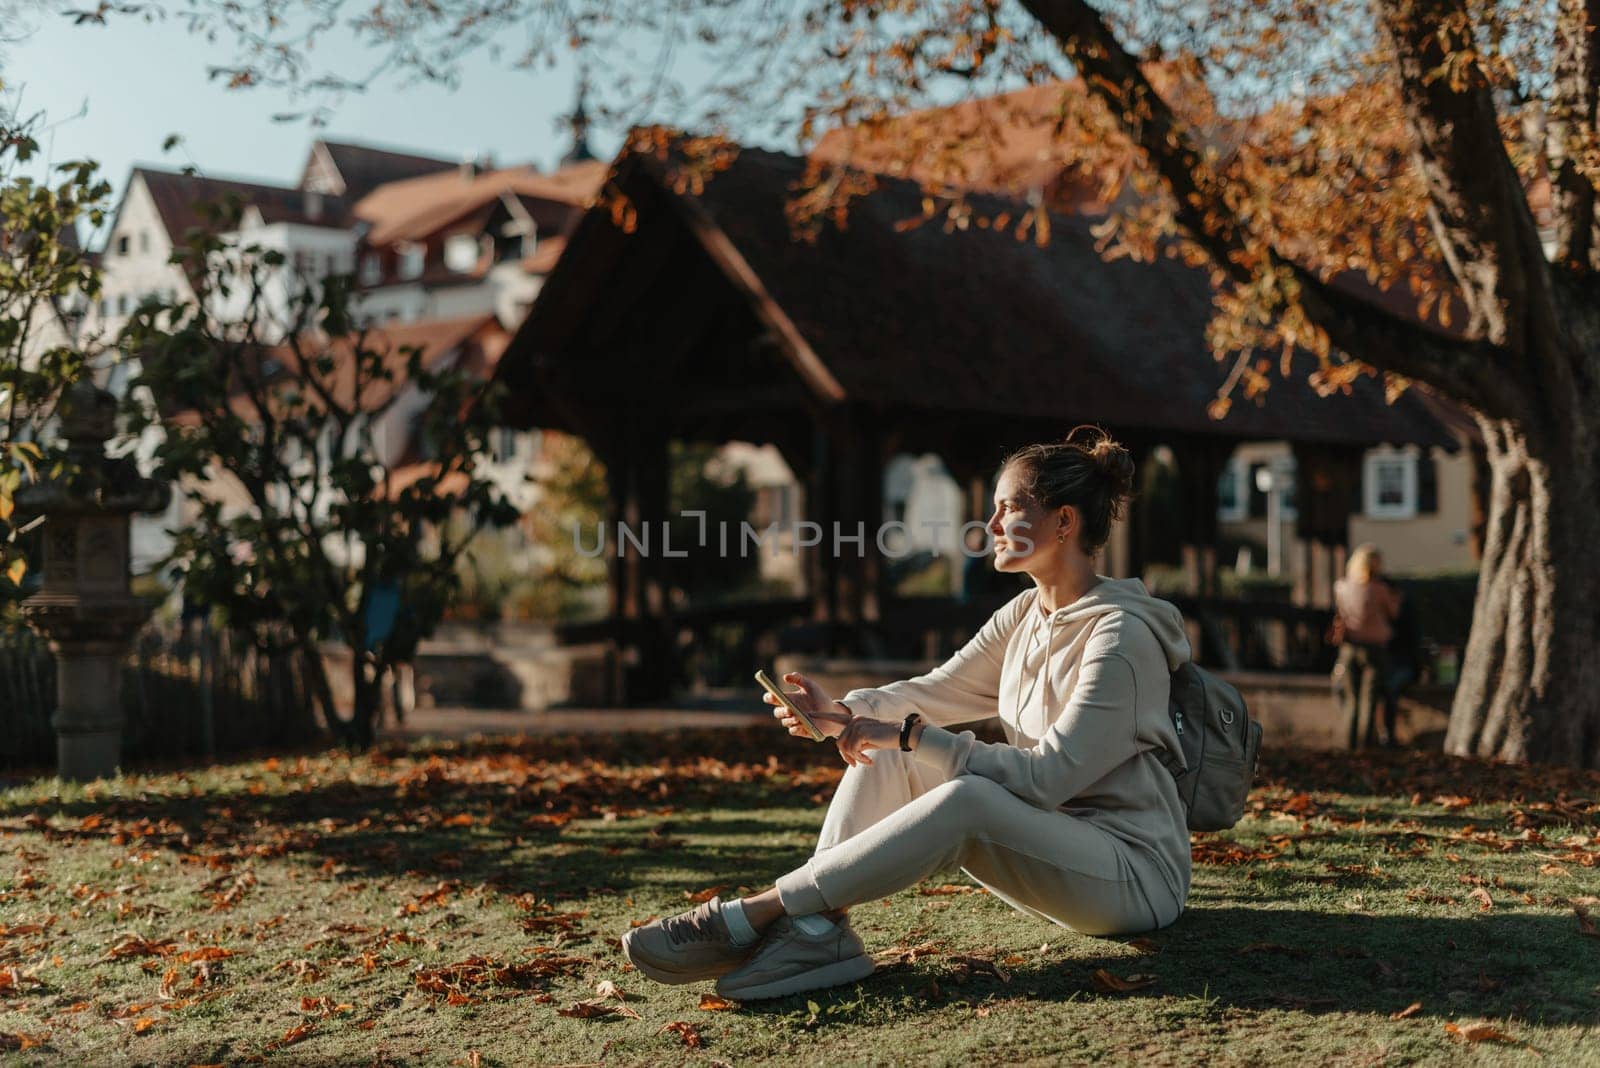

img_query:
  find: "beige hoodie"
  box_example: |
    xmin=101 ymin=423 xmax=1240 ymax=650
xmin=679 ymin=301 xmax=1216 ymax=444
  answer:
xmin=835 ymin=575 xmax=1193 ymax=913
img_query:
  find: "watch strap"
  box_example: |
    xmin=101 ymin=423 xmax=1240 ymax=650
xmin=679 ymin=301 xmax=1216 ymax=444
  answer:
xmin=899 ymin=712 xmax=923 ymax=751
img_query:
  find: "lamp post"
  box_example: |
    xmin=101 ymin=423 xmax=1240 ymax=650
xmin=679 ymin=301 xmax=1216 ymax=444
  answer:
xmin=16 ymin=380 xmax=169 ymax=781
xmin=1254 ymin=463 xmax=1283 ymax=578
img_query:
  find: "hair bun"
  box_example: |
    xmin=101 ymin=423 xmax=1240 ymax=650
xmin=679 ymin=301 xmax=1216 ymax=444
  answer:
xmin=1065 ymin=425 xmax=1135 ymax=499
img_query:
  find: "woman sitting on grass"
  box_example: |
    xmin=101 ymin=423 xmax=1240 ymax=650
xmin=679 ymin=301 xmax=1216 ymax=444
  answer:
xmin=623 ymin=426 xmax=1193 ymax=1001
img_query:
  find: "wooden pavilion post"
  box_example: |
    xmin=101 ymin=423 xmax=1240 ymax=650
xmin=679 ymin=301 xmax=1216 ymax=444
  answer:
xmin=1291 ymin=442 xmax=1364 ymax=608
xmin=1175 ymin=438 xmax=1234 ymax=596
xmin=599 ymin=414 xmax=676 ymax=702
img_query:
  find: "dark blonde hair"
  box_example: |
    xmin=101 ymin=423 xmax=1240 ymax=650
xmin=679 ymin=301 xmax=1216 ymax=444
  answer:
xmin=1001 ymin=425 xmax=1136 ymax=554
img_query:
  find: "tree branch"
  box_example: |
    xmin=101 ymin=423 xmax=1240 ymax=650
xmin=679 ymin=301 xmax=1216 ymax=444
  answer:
xmin=1017 ymin=0 xmax=1521 ymax=418
xmin=1373 ymin=0 xmax=1553 ymax=348
xmin=1547 ymin=0 xmax=1600 ymax=270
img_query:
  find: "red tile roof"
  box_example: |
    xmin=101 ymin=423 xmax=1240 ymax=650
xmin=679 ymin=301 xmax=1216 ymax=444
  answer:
xmin=355 ymin=160 xmax=608 ymax=247
xmin=166 ymin=313 xmax=504 ymax=425
xmin=809 ymin=64 xmax=1226 ymax=215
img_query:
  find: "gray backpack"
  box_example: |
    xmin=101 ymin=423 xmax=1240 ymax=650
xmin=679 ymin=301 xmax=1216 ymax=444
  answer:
xmin=1158 ymin=662 xmax=1262 ymax=831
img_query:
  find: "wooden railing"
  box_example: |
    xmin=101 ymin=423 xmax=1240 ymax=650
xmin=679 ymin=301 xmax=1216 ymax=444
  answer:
xmin=551 ymin=590 xmax=1338 ymax=702
xmin=0 ymin=622 xmax=322 ymax=772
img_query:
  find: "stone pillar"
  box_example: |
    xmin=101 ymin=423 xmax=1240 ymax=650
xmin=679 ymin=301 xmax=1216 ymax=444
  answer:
xmin=17 ymin=382 xmax=169 ymax=781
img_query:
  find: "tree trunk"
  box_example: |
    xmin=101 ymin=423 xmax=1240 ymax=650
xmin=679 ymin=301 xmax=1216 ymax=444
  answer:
xmin=347 ymin=653 xmax=380 ymax=751
xmin=300 ymin=642 xmax=373 ymax=750
xmin=1444 ymin=414 xmax=1600 ymax=767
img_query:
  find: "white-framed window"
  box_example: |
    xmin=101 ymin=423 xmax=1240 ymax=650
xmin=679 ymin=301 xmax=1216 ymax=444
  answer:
xmin=1364 ymin=447 xmax=1418 ymax=519
xmin=398 ymin=242 xmax=425 ymax=280
xmin=444 ymin=233 xmax=482 ymax=273
xmin=1216 ymin=456 xmax=1248 ymax=522
xmin=359 ymin=252 xmax=382 ymax=287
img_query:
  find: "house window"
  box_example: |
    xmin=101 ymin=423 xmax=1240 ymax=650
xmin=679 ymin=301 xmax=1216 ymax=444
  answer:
xmin=359 ymin=253 xmax=382 ymax=287
xmin=138 ymin=232 xmax=150 ymax=253
xmin=444 ymin=233 xmax=481 ymax=273
xmin=115 ymin=235 xmax=129 ymax=255
xmin=1216 ymin=457 xmax=1247 ymax=522
xmin=1363 ymin=448 xmax=1418 ymax=519
xmin=398 ymin=242 xmax=425 ymax=280
xmin=115 ymin=294 xmax=128 ymax=315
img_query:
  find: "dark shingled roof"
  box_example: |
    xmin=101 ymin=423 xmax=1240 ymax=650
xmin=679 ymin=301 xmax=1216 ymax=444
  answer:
xmin=134 ymin=168 xmax=349 ymax=243
xmin=313 ymin=140 xmax=458 ymax=200
xmin=502 ymin=142 xmax=1459 ymax=450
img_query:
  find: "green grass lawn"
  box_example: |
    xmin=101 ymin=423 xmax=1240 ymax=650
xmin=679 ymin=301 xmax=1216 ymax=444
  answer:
xmin=1 ymin=729 xmax=1597 ymax=1067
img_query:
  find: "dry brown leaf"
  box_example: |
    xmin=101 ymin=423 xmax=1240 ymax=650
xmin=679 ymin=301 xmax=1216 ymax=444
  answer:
xmin=659 ymin=1020 xmax=702 ymax=1048
xmin=1126 ymin=937 xmax=1161 ymax=955
xmin=948 ymin=955 xmax=1011 ymax=983
xmin=555 ymin=1000 xmax=614 ymax=1019
xmin=266 ymin=1021 xmax=316 ymax=1050
xmin=1444 ymin=1021 xmax=1517 ymax=1044
xmin=684 ymin=885 xmax=726 ymax=904
xmin=1467 ymin=887 xmax=1494 ymax=912
xmin=1575 ymin=903 xmax=1600 ymax=938
xmin=698 ymin=993 xmax=736 ymax=1011
xmin=1390 ymin=1002 xmax=1423 ymax=1019
xmin=1090 ymin=969 xmax=1157 ymax=993
xmin=594 ymin=979 xmax=627 ymax=1001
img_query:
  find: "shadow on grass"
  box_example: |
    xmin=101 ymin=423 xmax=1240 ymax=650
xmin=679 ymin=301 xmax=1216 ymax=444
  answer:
xmin=739 ymin=907 xmax=1596 ymax=1028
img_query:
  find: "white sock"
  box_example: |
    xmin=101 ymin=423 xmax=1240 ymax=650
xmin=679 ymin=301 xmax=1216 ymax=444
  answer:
xmin=720 ymin=898 xmax=760 ymax=945
xmin=792 ymin=912 xmax=837 ymax=936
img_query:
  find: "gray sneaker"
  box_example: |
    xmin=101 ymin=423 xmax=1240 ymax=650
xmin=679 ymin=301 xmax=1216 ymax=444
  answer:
xmin=621 ymin=896 xmax=754 ymax=984
xmin=713 ymin=914 xmax=876 ymax=1000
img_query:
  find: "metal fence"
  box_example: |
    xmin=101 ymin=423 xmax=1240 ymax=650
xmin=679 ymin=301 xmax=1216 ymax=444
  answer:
xmin=0 ymin=622 xmax=323 ymax=772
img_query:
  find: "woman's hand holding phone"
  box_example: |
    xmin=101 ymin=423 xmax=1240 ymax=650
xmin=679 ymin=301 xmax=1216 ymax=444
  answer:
xmin=763 ymin=671 xmax=851 ymax=741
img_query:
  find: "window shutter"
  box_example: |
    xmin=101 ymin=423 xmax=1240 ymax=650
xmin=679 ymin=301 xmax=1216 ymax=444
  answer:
xmin=1417 ymin=451 xmax=1438 ymax=514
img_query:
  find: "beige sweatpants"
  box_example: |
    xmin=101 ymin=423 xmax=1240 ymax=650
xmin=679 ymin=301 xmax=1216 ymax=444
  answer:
xmin=773 ymin=747 xmax=1181 ymax=936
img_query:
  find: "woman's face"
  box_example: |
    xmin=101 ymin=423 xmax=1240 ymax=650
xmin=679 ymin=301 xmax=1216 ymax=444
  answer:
xmin=986 ymin=465 xmax=1071 ymax=571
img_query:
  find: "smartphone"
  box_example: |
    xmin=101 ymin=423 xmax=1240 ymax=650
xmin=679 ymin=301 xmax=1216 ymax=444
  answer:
xmin=754 ymin=669 xmax=826 ymax=742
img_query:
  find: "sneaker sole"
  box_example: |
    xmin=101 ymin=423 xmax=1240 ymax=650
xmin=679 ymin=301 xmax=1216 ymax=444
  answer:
xmin=621 ymin=928 xmax=740 ymax=986
xmin=716 ymin=953 xmax=876 ymax=1001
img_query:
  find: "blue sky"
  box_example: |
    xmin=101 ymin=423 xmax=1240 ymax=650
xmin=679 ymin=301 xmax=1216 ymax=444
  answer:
xmin=2 ymin=9 xmax=736 ymax=217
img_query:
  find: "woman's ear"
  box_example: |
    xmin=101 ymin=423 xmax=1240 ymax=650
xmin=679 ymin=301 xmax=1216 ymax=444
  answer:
xmin=1056 ymin=505 xmax=1076 ymax=542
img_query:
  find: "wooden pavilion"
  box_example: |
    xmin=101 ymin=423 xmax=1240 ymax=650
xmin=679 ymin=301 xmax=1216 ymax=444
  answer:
xmin=493 ymin=139 xmax=1458 ymax=702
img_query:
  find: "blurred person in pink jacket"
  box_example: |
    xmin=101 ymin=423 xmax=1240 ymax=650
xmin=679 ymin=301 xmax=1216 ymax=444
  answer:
xmin=1331 ymin=544 xmax=1403 ymax=749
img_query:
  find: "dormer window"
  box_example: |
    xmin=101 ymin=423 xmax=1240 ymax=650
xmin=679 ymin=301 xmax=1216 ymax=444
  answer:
xmin=495 ymin=220 xmax=532 ymax=263
xmin=444 ymin=233 xmax=482 ymax=273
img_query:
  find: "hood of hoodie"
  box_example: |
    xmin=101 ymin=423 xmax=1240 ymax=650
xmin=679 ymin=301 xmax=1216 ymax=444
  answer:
xmin=1034 ymin=575 xmax=1192 ymax=673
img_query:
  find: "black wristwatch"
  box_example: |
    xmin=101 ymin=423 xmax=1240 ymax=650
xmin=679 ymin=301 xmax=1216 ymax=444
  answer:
xmin=899 ymin=712 xmax=923 ymax=751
